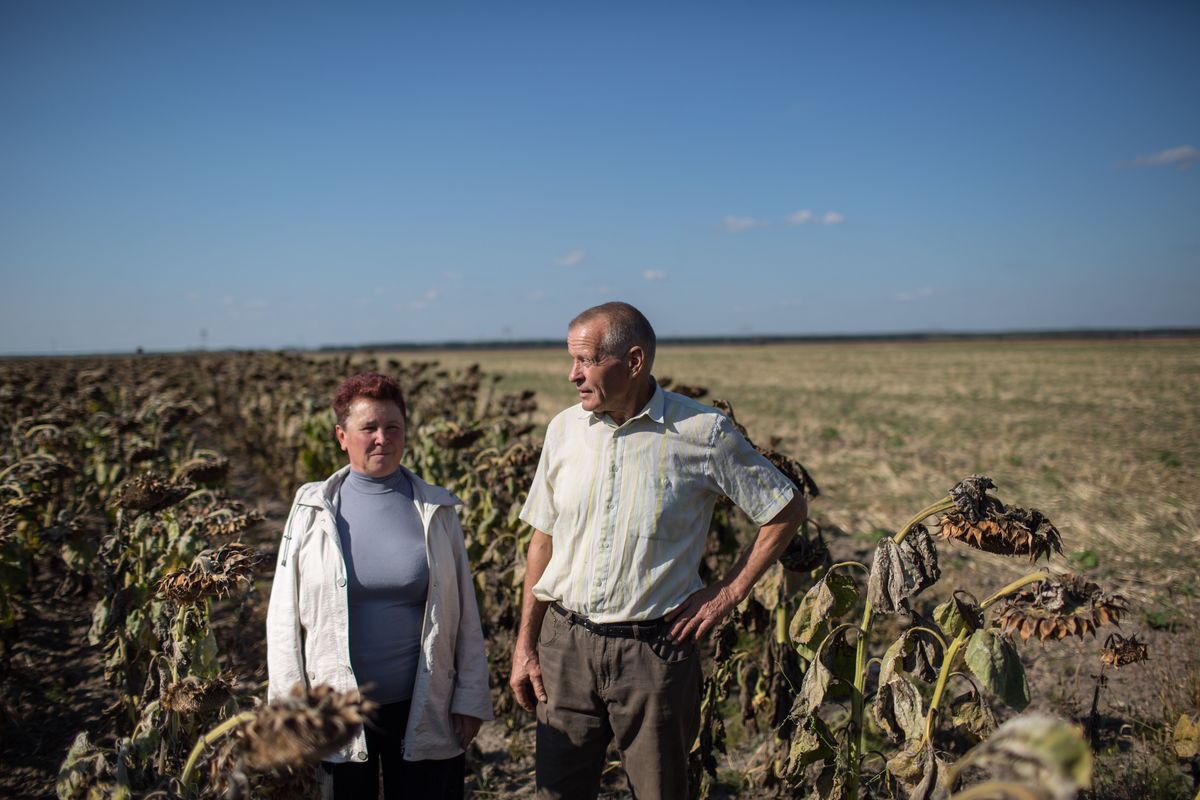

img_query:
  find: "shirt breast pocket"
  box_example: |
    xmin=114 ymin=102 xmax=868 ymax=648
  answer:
xmin=631 ymin=473 xmax=689 ymax=541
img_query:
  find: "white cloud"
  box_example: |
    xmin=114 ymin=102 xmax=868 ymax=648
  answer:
xmin=894 ymin=287 xmax=935 ymax=302
xmin=722 ymin=215 xmax=764 ymax=233
xmin=643 ymin=270 xmax=668 ymax=281
xmin=527 ymin=289 xmax=549 ymax=302
xmin=786 ymin=209 xmax=844 ymax=226
xmin=406 ymin=288 xmax=441 ymax=311
xmin=1132 ymin=145 xmax=1198 ymax=170
xmin=220 ymin=296 xmax=270 ymax=313
xmin=555 ymin=248 xmax=586 ymax=267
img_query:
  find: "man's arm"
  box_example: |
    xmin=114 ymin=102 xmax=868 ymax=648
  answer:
xmin=666 ymin=492 xmax=807 ymax=643
xmin=508 ymin=529 xmax=553 ymax=712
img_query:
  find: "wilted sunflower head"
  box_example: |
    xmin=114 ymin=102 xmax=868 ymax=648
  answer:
xmin=115 ymin=473 xmax=193 ymax=514
xmin=175 ymin=455 xmax=230 ymax=485
xmin=948 ymin=474 xmax=1002 ymax=522
xmin=157 ymin=543 xmax=266 ymax=603
xmin=997 ymin=573 xmax=1128 ymax=642
xmin=758 ymin=447 xmax=820 ymax=500
xmin=196 ymin=505 xmax=264 ymax=538
xmin=779 ymin=525 xmax=831 ymax=573
xmin=669 ymin=383 xmax=709 ymax=400
xmin=1100 ymin=632 xmax=1149 ymax=668
xmin=433 ymin=426 xmax=487 ymax=450
xmin=238 ymin=685 xmax=377 ymax=772
xmin=939 ymin=504 xmax=1063 ymax=562
xmin=161 ymin=673 xmax=236 ymax=715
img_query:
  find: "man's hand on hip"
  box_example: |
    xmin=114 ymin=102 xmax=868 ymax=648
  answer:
xmin=665 ymin=582 xmax=740 ymax=643
xmin=508 ymin=643 xmax=548 ymax=712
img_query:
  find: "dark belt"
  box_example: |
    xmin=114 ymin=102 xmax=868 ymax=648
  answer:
xmin=549 ymin=602 xmax=666 ymax=639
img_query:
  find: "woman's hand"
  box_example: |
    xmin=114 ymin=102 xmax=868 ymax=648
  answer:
xmin=452 ymin=713 xmax=482 ymax=750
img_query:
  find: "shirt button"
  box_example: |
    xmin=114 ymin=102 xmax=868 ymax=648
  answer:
xmin=337 ymin=577 xmax=346 ymax=587
xmin=356 ymin=751 xmax=367 ymax=761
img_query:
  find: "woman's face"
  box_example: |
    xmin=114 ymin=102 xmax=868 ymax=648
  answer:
xmin=335 ymin=396 xmax=406 ymax=478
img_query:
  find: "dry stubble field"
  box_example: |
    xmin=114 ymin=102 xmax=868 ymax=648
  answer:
xmin=413 ymin=337 xmax=1200 ymax=795
xmin=5 ymin=338 xmax=1198 ymax=798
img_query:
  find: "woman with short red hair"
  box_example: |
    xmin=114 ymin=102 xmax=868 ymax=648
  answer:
xmin=267 ymin=372 xmax=491 ymax=799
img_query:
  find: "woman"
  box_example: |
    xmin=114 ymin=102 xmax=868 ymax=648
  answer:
xmin=267 ymin=372 xmax=492 ymax=799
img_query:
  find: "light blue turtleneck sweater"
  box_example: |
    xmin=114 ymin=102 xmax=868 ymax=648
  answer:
xmin=335 ymin=468 xmax=428 ymax=704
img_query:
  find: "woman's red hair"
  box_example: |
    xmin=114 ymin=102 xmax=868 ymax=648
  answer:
xmin=332 ymin=372 xmax=407 ymax=426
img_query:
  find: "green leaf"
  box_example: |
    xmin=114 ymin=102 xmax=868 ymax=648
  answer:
xmin=934 ymin=593 xmax=983 ymax=639
xmin=965 ymin=628 xmax=1030 ymax=711
xmin=823 ymin=572 xmax=859 ymax=618
xmin=788 ymin=572 xmax=857 ymax=647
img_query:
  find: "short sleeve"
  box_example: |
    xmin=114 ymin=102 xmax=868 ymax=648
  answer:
xmin=707 ymin=413 xmax=795 ymax=525
xmin=519 ymin=425 xmax=559 ymax=534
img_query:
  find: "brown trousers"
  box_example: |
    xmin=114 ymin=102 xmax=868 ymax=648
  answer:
xmin=535 ymin=604 xmax=701 ymax=800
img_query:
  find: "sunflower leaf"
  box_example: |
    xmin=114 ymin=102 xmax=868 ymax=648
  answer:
xmin=965 ymin=628 xmax=1030 ymax=711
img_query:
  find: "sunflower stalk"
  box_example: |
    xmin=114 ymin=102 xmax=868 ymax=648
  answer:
xmin=848 ymin=503 xmax=952 ymax=795
xmin=180 ymin=710 xmax=255 ymax=788
xmin=921 ymin=572 xmax=1049 ymax=745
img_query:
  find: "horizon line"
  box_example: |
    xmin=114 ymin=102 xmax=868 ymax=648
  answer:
xmin=4 ymin=326 xmax=1199 ymax=360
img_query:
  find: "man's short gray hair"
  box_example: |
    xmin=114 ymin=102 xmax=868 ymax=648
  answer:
xmin=569 ymin=302 xmax=657 ymax=372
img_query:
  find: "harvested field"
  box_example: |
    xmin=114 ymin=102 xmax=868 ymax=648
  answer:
xmin=2 ymin=339 xmax=1198 ymax=799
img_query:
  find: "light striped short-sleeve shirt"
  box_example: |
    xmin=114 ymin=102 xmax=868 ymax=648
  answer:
xmin=520 ymin=383 xmax=796 ymax=623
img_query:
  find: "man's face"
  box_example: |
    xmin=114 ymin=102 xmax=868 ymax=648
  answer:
xmin=335 ymin=397 xmax=406 ymax=477
xmin=567 ymin=320 xmax=634 ymax=416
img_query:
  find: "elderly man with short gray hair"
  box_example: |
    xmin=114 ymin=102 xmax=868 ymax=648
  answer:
xmin=509 ymin=301 xmax=807 ymax=799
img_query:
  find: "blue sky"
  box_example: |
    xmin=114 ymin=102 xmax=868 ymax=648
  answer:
xmin=1 ymin=2 xmax=1197 ymax=354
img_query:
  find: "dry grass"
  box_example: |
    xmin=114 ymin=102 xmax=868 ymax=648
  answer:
xmin=364 ymin=339 xmax=1200 ymax=606
xmin=343 ymin=339 xmax=1200 ymax=798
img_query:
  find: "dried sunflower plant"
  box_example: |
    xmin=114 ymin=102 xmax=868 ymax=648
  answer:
xmin=698 ymin=475 xmax=1125 ymax=800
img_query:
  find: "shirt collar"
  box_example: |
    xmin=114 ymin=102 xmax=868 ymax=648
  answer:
xmin=579 ymin=380 xmax=666 ymax=427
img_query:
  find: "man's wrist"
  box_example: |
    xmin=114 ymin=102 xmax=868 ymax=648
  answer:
xmin=721 ymin=577 xmax=749 ymax=605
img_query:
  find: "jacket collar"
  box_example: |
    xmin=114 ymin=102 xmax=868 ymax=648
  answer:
xmin=295 ymin=464 xmax=462 ymax=510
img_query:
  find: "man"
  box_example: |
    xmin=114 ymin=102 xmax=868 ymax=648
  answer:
xmin=508 ymin=302 xmax=807 ymax=799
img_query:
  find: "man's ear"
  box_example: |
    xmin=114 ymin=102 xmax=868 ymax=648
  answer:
xmin=627 ymin=345 xmax=646 ymax=377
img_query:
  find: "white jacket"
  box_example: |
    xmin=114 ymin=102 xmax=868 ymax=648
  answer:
xmin=265 ymin=464 xmax=493 ymax=763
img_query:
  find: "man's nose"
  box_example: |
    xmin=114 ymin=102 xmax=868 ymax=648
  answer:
xmin=568 ymin=363 xmax=582 ymax=383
